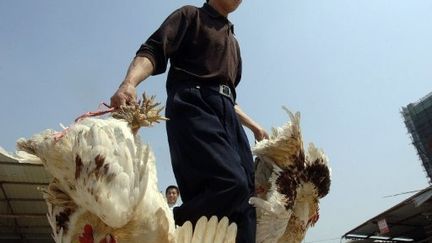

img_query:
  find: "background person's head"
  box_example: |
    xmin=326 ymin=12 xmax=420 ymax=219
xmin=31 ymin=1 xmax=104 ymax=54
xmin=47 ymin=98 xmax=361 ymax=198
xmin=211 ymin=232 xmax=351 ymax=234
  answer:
xmin=165 ymin=185 xmax=179 ymax=205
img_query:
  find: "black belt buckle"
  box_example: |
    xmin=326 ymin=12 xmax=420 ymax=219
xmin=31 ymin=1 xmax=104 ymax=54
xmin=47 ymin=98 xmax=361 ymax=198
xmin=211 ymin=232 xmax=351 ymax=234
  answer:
xmin=219 ymin=84 xmax=234 ymax=103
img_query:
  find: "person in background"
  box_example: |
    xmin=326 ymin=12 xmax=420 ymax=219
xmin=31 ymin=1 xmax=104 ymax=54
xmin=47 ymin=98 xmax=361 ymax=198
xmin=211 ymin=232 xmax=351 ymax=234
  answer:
xmin=165 ymin=185 xmax=180 ymax=209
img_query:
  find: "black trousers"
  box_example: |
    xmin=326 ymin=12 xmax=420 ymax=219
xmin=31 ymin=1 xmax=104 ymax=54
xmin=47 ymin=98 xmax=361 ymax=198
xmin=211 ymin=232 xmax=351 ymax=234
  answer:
xmin=166 ymin=82 xmax=256 ymax=243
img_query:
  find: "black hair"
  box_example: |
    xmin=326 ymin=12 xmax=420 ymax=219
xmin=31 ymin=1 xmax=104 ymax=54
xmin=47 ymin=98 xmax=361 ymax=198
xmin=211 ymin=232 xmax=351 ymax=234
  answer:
xmin=165 ymin=185 xmax=179 ymax=195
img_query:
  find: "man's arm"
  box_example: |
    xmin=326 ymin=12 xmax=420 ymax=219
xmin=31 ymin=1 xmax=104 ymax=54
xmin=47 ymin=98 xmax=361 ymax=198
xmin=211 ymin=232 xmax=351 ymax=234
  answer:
xmin=110 ymin=56 xmax=154 ymax=108
xmin=235 ymin=104 xmax=269 ymax=142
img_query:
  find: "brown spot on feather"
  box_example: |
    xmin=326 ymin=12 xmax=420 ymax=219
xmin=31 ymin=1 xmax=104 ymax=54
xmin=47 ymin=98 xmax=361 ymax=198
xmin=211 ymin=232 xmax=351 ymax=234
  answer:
xmin=304 ymin=160 xmax=331 ymax=198
xmin=103 ymin=164 xmax=110 ymax=176
xmin=75 ymin=155 xmax=83 ymax=179
xmin=276 ymin=168 xmax=300 ymax=210
xmin=95 ymin=154 xmax=105 ymax=169
xmin=94 ymin=154 xmax=105 ymax=178
xmin=56 ymin=208 xmax=74 ymax=234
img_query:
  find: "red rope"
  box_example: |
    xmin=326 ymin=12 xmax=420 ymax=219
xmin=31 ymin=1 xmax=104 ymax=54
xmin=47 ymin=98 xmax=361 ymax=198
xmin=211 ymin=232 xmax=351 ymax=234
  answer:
xmin=74 ymin=103 xmax=116 ymax=122
xmin=54 ymin=103 xmax=117 ymax=141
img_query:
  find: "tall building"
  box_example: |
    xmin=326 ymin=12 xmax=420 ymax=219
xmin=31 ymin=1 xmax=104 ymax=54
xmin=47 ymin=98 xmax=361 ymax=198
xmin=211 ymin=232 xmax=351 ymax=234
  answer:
xmin=402 ymin=92 xmax=432 ymax=184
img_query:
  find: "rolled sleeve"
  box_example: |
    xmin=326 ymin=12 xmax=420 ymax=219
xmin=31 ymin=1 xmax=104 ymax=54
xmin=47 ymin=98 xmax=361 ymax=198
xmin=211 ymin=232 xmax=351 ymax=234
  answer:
xmin=136 ymin=8 xmax=191 ymax=75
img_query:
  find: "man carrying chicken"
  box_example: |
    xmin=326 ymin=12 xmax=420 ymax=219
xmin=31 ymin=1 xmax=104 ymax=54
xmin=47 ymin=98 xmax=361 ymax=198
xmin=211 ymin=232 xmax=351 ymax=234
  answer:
xmin=110 ymin=0 xmax=268 ymax=242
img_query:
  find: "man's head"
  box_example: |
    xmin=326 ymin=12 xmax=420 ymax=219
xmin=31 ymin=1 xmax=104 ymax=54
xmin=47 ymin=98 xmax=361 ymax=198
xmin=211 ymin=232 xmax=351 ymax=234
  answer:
xmin=207 ymin=0 xmax=242 ymax=16
xmin=165 ymin=185 xmax=179 ymax=205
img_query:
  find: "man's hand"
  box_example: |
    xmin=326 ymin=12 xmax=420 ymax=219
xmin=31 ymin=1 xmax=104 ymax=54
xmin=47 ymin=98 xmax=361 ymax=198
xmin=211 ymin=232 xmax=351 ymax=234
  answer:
xmin=110 ymin=83 xmax=137 ymax=108
xmin=110 ymin=56 xmax=155 ymax=108
xmin=234 ymin=104 xmax=269 ymax=142
xmin=253 ymin=126 xmax=269 ymax=142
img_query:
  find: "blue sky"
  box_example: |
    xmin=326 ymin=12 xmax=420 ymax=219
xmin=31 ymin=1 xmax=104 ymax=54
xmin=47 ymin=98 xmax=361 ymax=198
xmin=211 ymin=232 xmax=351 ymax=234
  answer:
xmin=1 ymin=0 xmax=431 ymax=241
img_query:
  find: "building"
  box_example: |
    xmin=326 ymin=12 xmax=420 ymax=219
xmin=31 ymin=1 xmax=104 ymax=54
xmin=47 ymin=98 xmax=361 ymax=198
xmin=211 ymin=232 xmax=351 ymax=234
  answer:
xmin=342 ymin=186 xmax=432 ymax=242
xmin=342 ymin=92 xmax=432 ymax=242
xmin=401 ymin=92 xmax=432 ymax=184
xmin=0 ymin=148 xmax=52 ymax=243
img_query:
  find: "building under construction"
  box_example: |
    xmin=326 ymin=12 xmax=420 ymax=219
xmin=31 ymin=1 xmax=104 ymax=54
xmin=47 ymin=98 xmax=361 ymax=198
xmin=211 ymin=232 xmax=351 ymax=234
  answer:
xmin=402 ymin=92 xmax=432 ymax=184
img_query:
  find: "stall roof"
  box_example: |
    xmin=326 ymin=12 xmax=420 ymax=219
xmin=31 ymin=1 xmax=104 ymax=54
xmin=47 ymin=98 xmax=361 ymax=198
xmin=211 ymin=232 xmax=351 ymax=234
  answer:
xmin=343 ymin=186 xmax=432 ymax=242
xmin=0 ymin=148 xmax=52 ymax=243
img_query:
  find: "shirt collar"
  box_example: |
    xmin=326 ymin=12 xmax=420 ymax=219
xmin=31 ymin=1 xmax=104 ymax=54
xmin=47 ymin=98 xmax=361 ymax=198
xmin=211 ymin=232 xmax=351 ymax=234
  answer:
xmin=202 ymin=3 xmax=224 ymax=18
xmin=202 ymin=3 xmax=235 ymax=33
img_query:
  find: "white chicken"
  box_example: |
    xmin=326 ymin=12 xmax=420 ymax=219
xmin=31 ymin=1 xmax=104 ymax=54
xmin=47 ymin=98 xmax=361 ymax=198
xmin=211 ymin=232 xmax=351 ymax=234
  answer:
xmin=250 ymin=107 xmax=331 ymax=243
xmin=15 ymin=94 xmax=237 ymax=243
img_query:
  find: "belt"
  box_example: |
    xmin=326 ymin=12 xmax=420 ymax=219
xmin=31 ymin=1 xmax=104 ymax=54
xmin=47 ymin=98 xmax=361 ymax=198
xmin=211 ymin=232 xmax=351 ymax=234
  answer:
xmin=195 ymin=84 xmax=235 ymax=104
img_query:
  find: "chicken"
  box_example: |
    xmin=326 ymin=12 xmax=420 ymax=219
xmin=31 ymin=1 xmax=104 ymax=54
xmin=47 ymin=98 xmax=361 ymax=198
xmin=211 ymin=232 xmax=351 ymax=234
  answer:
xmin=15 ymin=94 xmax=237 ymax=243
xmin=250 ymin=107 xmax=331 ymax=243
